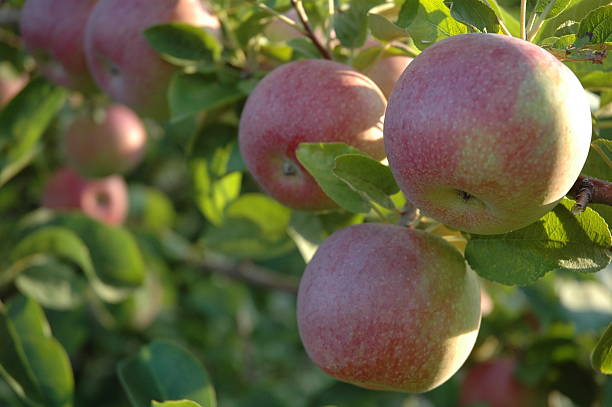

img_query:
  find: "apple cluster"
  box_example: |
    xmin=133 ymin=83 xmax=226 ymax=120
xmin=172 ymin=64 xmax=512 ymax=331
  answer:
xmin=18 ymin=0 xmax=220 ymax=224
xmin=239 ymin=29 xmax=592 ymax=392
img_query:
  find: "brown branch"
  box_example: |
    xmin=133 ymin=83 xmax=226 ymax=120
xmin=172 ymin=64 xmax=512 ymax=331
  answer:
xmin=290 ymin=0 xmax=332 ymax=60
xmin=567 ymin=175 xmax=612 ymax=214
xmin=197 ymin=254 xmax=299 ymax=294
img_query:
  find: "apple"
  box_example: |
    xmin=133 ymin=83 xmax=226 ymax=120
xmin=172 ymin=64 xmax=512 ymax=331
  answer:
xmin=238 ymin=59 xmax=386 ymax=211
xmin=63 ymin=104 xmax=147 ymax=178
xmin=297 ymin=223 xmax=481 ymax=392
xmin=84 ymin=0 xmax=221 ymax=120
xmin=384 ymin=33 xmax=592 ymax=235
xmin=42 ymin=168 xmax=128 ymax=225
xmin=364 ymin=55 xmax=412 ymax=98
xmin=20 ymin=0 xmax=97 ymax=91
xmin=460 ymin=357 xmax=534 ymax=407
xmin=0 ymin=66 xmax=27 ymax=108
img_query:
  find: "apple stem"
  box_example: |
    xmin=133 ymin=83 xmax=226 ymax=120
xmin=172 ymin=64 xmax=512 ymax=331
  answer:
xmin=519 ymin=0 xmax=527 ymax=40
xmin=290 ymin=0 xmax=332 ymax=60
xmin=567 ymin=175 xmax=612 ymax=214
xmin=398 ymin=201 xmax=420 ymax=228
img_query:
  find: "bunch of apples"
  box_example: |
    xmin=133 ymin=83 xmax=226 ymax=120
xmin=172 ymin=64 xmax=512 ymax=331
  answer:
xmin=239 ymin=23 xmax=591 ymax=395
xmin=18 ymin=0 xmax=221 ymax=224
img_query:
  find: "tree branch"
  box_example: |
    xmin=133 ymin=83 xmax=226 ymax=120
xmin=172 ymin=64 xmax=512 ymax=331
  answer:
xmin=567 ymin=175 xmax=612 ymax=214
xmin=290 ymin=0 xmax=332 ymax=60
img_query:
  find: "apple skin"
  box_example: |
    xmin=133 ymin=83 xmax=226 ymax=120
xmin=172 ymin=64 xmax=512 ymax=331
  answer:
xmin=239 ymin=59 xmax=386 ymax=211
xmin=384 ymin=33 xmax=592 ymax=235
xmin=84 ymin=0 xmax=221 ymax=120
xmin=297 ymin=223 xmax=481 ymax=392
xmin=460 ymin=357 xmax=534 ymax=407
xmin=42 ymin=168 xmax=128 ymax=225
xmin=364 ymin=55 xmax=412 ymax=98
xmin=20 ymin=0 xmax=97 ymax=91
xmin=63 ymin=104 xmax=147 ymax=178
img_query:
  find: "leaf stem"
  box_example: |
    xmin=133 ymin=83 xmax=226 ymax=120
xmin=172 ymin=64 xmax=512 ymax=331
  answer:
xmin=290 ymin=0 xmax=332 ymax=59
xmin=527 ymin=0 xmax=556 ymax=42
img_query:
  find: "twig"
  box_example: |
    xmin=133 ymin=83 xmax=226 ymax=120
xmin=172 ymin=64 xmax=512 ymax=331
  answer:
xmin=252 ymin=2 xmax=307 ymax=36
xmin=290 ymin=0 xmax=332 ymax=60
xmin=567 ymin=175 xmax=612 ymax=214
xmin=197 ymin=254 xmax=300 ymax=294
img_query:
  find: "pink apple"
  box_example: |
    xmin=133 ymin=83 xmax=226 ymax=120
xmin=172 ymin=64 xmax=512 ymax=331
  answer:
xmin=238 ymin=59 xmax=386 ymax=211
xmin=384 ymin=33 xmax=592 ymax=235
xmin=84 ymin=0 xmax=221 ymax=119
xmin=20 ymin=0 xmax=97 ymax=91
xmin=63 ymin=104 xmax=147 ymax=178
xmin=42 ymin=168 xmax=128 ymax=225
xmin=364 ymin=55 xmax=412 ymax=98
xmin=460 ymin=357 xmax=534 ymax=407
xmin=298 ymin=223 xmax=481 ymax=392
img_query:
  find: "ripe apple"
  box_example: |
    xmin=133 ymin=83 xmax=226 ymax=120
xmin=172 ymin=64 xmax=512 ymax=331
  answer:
xmin=364 ymin=55 xmax=412 ymax=98
xmin=384 ymin=33 xmax=592 ymax=235
xmin=42 ymin=168 xmax=128 ymax=225
xmin=239 ymin=59 xmax=386 ymax=211
xmin=84 ymin=0 xmax=221 ymax=120
xmin=63 ymin=104 xmax=147 ymax=178
xmin=297 ymin=223 xmax=481 ymax=392
xmin=460 ymin=357 xmax=534 ymax=407
xmin=0 ymin=66 xmax=27 ymax=108
xmin=20 ymin=0 xmax=97 ymax=91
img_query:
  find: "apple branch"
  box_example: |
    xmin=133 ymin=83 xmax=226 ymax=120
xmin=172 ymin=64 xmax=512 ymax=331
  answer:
xmin=290 ymin=0 xmax=332 ymax=60
xmin=567 ymin=175 xmax=612 ymax=214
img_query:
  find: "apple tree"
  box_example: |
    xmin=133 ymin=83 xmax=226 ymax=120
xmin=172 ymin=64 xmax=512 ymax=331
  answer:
xmin=0 ymin=0 xmax=610 ymax=406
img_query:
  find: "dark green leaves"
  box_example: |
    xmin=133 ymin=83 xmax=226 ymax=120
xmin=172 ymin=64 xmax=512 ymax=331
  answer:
xmin=118 ymin=340 xmax=216 ymax=407
xmin=448 ymin=0 xmax=501 ymax=33
xmin=591 ymin=322 xmax=612 ymax=374
xmin=577 ymin=5 xmax=612 ymax=45
xmin=465 ymin=199 xmax=611 ymax=285
xmin=534 ymin=0 xmax=572 ymax=20
xmin=396 ymin=0 xmax=468 ymax=50
xmin=0 ymin=296 xmax=73 ymax=407
xmin=144 ymin=22 xmax=221 ymax=65
xmin=367 ymin=13 xmax=409 ymax=42
xmin=0 ymin=77 xmax=66 ymax=187
xmin=334 ymin=0 xmax=383 ymax=48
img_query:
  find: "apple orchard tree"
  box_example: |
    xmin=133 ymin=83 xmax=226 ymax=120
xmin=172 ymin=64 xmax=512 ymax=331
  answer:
xmin=0 ymin=0 xmax=611 ymax=406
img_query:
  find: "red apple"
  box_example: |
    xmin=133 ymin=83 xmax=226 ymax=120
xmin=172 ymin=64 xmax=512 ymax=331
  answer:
xmin=84 ymin=0 xmax=221 ymax=119
xmin=384 ymin=33 xmax=592 ymax=235
xmin=63 ymin=104 xmax=147 ymax=178
xmin=20 ymin=0 xmax=97 ymax=91
xmin=298 ymin=223 xmax=481 ymax=392
xmin=460 ymin=357 xmax=534 ymax=407
xmin=364 ymin=55 xmax=412 ymax=98
xmin=238 ymin=59 xmax=386 ymax=211
xmin=42 ymin=168 xmax=128 ymax=225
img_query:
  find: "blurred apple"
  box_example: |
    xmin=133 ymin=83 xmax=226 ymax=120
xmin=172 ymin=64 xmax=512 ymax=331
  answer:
xmin=364 ymin=54 xmax=412 ymax=98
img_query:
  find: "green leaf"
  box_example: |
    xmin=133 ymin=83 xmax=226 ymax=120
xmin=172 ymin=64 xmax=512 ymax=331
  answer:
xmin=296 ymin=143 xmax=371 ymax=213
xmin=118 ymin=339 xmax=216 ymax=407
xmin=144 ymin=22 xmax=221 ymax=65
xmin=334 ymin=0 xmax=382 ymax=48
xmin=448 ymin=0 xmax=501 ymax=33
xmin=333 ymin=154 xmax=399 ymax=210
xmin=534 ymin=0 xmax=572 ymax=20
xmin=203 ymin=194 xmax=294 ymax=260
xmin=582 ymin=139 xmax=612 ymax=180
xmin=152 ymin=401 xmax=202 ymax=407
xmin=286 ymin=37 xmax=320 ymax=59
xmin=592 ymin=322 xmax=612 ymax=374
xmin=397 ymin=0 xmax=468 ymax=50
xmin=465 ymin=198 xmax=611 ymax=285
xmin=15 ymin=258 xmax=86 ymax=310
xmin=0 ymin=295 xmax=73 ymax=407
xmin=0 ymin=77 xmax=66 ymax=187
xmin=577 ymin=5 xmax=612 ymax=45
xmin=367 ymin=13 xmax=409 ymax=42
xmin=168 ymin=73 xmax=245 ymax=122
xmin=127 ymin=185 xmax=176 ymax=232
xmin=535 ymin=0 xmax=612 ymax=42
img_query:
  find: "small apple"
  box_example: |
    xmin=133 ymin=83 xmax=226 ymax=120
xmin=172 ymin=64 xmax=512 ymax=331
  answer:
xmin=20 ymin=0 xmax=97 ymax=91
xmin=84 ymin=0 xmax=221 ymax=119
xmin=384 ymin=33 xmax=592 ymax=235
xmin=239 ymin=59 xmax=386 ymax=211
xmin=63 ymin=104 xmax=147 ymax=178
xmin=42 ymin=168 xmax=128 ymax=225
xmin=297 ymin=223 xmax=481 ymax=392
xmin=0 ymin=65 xmax=27 ymax=108
xmin=364 ymin=55 xmax=412 ymax=98
xmin=460 ymin=357 xmax=534 ymax=407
